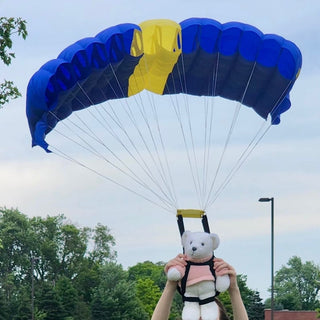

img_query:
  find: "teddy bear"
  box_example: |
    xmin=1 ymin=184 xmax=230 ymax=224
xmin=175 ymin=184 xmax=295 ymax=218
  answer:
xmin=167 ymin=230 xmax=230 ymax=320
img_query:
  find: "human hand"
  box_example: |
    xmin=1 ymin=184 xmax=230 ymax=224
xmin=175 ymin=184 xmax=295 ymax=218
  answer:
xmin=214 ymin=257 xmax=238 ymax=291
xmin=164 ymin=254 xmax=187 ymax=274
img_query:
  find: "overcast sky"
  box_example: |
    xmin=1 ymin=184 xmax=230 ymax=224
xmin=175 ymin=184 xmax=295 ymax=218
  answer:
xmin=1 ymin=0 xmax=320 ymax=300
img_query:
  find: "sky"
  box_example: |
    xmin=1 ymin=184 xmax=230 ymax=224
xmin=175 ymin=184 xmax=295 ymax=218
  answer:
xmin=1 ymin=0 xmax=320 ymax=301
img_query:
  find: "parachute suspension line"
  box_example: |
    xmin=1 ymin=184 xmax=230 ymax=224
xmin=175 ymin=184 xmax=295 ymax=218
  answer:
xmin=47 ymin=109 xmax=175 ymax=210
xmin=144 ymin=92 xmax=179 ymax=208
xmin=184 ymin=95 xmax=204 ymax=207
xmin=201 ymin=56 xmax=219 ymax=208
xmin=49 ymin=144 xmax=173 ymax=213
xmin=98 ymin=66 xmax=178 ymax=209
xmin=212 ymin=79 xmax=297 ymax=206
xmin=107 ymin=66 xmax=169 ymax=191
xmin=167 ymin=87 xmax=203 ymax=209
xmin=165 ymin=56 xmax=203 ymax=209
xmin=129 ymin=85 xmax=178 ymax=208
xmin=122 ymin=64 xmax=178 ymax=209
xmin=204 ymin=52 xmax=242 ymax=208
xmin=75 ymin=81 xmax=171 ymax=205
xmin=207 ymin=120 xmax=272 ymax=207
xmin=204 ymin=60 xmax=270 ymax=209
xmin=205 ymin=79 xmax=297 ymax=207
xmin=47 ymin=110 xmax=107 ymax=157
xmin=201 ymin=97 xmax=209 ymax=208
xmin=204 ymin=102 xmax=241 ymax=207
xmin=201 ymin=97 xmax=215 ymax=208
xmin=179 ymin=52 xmax=206 ymax=208
xmin=50 ymin=80 xmax=176 ymax=210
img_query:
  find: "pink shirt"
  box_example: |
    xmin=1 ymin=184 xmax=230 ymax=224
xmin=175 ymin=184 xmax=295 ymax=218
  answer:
xmin=186 ymin=263 xmax=215 ymax=286
xmin=171 ymin=256 xmax=215 ymax=286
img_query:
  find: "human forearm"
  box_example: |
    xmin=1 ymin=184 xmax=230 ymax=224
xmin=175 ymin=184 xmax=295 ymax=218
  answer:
xmin=214 ymin=258 xmax=249 ymax=320
xmin=228 ymin=286 xmax=249 ymax=320
xmin=151 ymin=281 xmax=177 ymax=320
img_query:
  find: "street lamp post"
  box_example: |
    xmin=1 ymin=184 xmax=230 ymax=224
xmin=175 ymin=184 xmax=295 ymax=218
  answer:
xmin=259 ymin=197 xmax=274 ymax=320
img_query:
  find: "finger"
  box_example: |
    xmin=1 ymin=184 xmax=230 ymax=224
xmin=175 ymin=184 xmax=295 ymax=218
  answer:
xmin=214 ymin=261 xmax=228 ymax=271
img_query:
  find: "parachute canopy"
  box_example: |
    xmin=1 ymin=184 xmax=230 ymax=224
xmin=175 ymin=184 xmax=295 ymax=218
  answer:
xmin=26 ymin=18 xmax=302 ymax=152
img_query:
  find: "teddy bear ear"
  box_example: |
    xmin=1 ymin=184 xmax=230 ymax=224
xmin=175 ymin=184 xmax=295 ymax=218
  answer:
xmin=210 ymin=233 xmax=220 ymax=250
xmin=181 ymin=231 xmax=191 ymax=246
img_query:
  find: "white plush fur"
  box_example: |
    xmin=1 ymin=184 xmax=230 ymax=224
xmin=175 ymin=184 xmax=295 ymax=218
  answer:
xmin=167 ymin=231 xmax=230 ymax=320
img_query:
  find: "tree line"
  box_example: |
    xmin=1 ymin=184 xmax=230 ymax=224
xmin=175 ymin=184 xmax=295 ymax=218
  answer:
xmin=0 ymin=208 xmax=319 ymax=320
xmin=0 ymin=207 xmax=264 ymax=319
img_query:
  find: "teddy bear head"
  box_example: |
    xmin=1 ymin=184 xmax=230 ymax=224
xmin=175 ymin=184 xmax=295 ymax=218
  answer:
xmin=181 ymin=230 xmax=220 ymax=260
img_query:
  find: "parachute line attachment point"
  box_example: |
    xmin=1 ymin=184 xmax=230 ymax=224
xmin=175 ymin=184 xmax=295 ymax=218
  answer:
xmin=176 ymin=209 xmax=205 ymax=218
xmin=176 ymin=209 xmax=210 ymax=236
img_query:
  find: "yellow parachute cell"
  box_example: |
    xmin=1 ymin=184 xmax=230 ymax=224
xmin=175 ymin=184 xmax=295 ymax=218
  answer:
xmin=128 ymin=19 xmax=182 ymax=96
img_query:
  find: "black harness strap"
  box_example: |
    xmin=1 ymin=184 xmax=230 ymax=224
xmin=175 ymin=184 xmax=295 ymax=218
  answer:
xmin=183 ymin=295 xmax=216 ymax=305
xmin=177 ymin=256 xmax=219 ymax=305
xmin=177 ymin=213 xmax=210 ymax=237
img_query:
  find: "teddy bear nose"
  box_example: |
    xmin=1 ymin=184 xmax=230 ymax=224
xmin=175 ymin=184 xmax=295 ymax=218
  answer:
xmin=192 ymin=247 xmax=197 ymax=251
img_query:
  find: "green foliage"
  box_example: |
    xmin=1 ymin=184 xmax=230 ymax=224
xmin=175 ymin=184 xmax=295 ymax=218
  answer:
xmin=245 ymin=290 xmax=265 ymax=320
xmin=0 ymin=289 xmax=9 ymax=319
xmin=0 ymin=17 xmax=27 ymax=107
xmin=0 ymin=208 xmax=33 ymax=286
xmin=0 ymin=207 xmax=270 ymax=319
xmin=0 ymin=17 xmax=27 ymax=65
xmin=55 ymin=276 xmax=78 ymax=317
xmin=237 ymin=275 xmax=265 ymax=320
xmin=135 ymin=278 xmax=162 ymax=317
xmin=128 ymin=260 xmax=183 ymax=318
xmin=89 ymin=223 xmax=117 ymax=264
xmin=38 ymin=282 xmax=64 ymax=320
xmin=274 ymin=256 xmax=320 ymax=310
xmin=0 ymin=208 xmax=117 ymax=319
xmin=128 ymin=260 xmax=167 ymax=289
xmin=0 ymin=80 xmax=21 ymax=105
xmin=15 ymin=287 xmax=32 ymax=320
xmin=91 ymin=263 xmax=148 ymax=320
xmin=218 ymin=275 xmax=265 ymax=320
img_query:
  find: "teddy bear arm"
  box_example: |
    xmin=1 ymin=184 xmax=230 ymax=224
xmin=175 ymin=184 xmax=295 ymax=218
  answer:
xmin=167 ymin=265 xmax=185 ymax=281
xmin=215 ymin=274 xmax=230 ymax=292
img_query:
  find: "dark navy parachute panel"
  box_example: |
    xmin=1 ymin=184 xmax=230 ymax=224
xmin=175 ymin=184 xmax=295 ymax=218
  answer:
xmin=164 ymin=18 xmax=302 ymax=124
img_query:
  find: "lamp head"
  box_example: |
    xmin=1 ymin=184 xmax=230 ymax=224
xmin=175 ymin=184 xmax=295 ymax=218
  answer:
xmin=259 ymin=197 xmax=272 ymax=202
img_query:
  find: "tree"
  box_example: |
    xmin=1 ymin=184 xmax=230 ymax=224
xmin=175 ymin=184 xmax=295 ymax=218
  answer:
xmin=218 ymin=274 xmax=265 ymax=320
xmin=0 ymin=207 xmax=34 ymax=310
xmin=0 ymin=17 xmax=27 ymax=107
xmin=273 ymin=256 xmax=320 ymax=310
xmin=15 ymin=286 xmax=31 ymax=320
xmin=135 ymin=278 xmax=162 ymax=318
xmin=89 ymin=223 xmax=117 ymax=264
xmin=0 ymin=208 xmax=118 ymax=319
xmin=128 ymin=260 xmax=166 ymax=289
xmin=0 ymin=288 xmax=9 ymax=320
xmin=55 ymin=276 xmax=78 ymax=318
xmin=128 ymin=260 xmax=183 ymax=318
xmin=38 ymin=282 xmax=64 ymax=320
xmin=91 ymin=263 xmax=148 ymax=320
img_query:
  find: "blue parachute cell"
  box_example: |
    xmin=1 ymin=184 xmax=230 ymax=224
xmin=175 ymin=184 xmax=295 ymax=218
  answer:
xmin=26 ymin=23 xmax=142 ymax=151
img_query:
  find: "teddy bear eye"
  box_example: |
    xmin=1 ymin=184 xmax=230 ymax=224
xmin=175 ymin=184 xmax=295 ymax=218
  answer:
xmin=201 ymin=243 xmax=204 ymax=246
xmin=190 ymin=241 xmax=193 ymax=245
